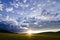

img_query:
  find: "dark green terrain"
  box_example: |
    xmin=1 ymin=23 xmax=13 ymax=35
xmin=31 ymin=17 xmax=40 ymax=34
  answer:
xmin=0 ymin=30 xmax=60 ymax=40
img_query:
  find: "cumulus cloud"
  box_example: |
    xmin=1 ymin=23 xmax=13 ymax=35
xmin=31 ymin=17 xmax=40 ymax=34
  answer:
xmin=0 ymin=14 xmax=2 ymax=16
xmin=23 ymin=0 xmax=27 ymax=3
xmin=5 ymin=7 xmax=13 ymax=12
xmin=0 ymin=4 xmax=3 ymax=11
xmin=0 ymin=0 xmax=60 ymax=33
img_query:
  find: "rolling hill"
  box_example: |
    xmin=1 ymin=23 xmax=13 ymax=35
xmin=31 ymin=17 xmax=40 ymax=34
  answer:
xmin=0 ymin=30 xmax=60 ymax=40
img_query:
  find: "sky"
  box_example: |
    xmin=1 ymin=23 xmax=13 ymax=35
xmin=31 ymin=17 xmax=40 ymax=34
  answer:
xmin=0 ymin=0 xmax=60 ymax=33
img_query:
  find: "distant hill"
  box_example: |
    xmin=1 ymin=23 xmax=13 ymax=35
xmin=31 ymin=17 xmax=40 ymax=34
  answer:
xmin=37 ymin=31 xmax=60 ymax=34
xmin=0 ymin=29 xmax=60 ymax=34
xmin=0 ymin=30 xmax=13 ymax=33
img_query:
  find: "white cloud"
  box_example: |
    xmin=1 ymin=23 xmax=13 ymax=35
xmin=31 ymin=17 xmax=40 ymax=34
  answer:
xmin=20 ymin=26 xmax=28 ymax=29
xmin=30 ymin=7 xmax=35 ymax=10
xmin=17 ymin=11 xmax=24 ymax=15
xmin=14 ymin=3 xmax=20 ymax=8
xmin=23 ymin=27 xmax=28 ymax=29
xmin=9 ymin=18 xmax=18 ymax=25
xmin=0 ymin=14 xmax=2 ymax=16
xmin=20 ymin=4 xmax=29 ymax=9
xmin=10 ymin=0 xmax=29 ymax=9
xmin=37 ymin=4 xmax=42 ymax=7
xmin=52 ymin=1 xmax=56 ymax=4
xmin=5 ymin=15 xmax=9 ymax=20
xmin=1 ymin=15 xmax=19 ymax=25
xmin=6 ymin=7 xmax=13 ymax=12
xmin=47 ymin=0 xmax=51 ymax=3
xmin=10 ymin=1 xmax=20 ymax=8
xmin=33 ymin=1 xmax=36 ymax=5
xmin=16 ymin=0 xmax=19 ymax=1
xmin=34 ymin=22 xmax=38 ymax=25
xmin=0 ymin=4 xmax=3 ymax=11
xmin=23 ymin=0 xmax=27 ymax=3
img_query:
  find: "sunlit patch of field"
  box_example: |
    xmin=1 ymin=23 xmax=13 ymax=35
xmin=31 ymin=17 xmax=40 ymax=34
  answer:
xmin=0 ymin=33 xmax=60 ymax=40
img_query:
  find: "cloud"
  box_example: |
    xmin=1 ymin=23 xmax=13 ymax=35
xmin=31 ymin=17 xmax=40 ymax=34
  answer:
xmin=5 ymin=7 xmax=13 ymax=12
xmin=7 ymin=18 xmax=18 ymax=25
xmin=0 ymin=14 xmax=2 ymax=16
xmin=10 ymin=1 xmax=20 ymax=8
xmin=30 ymin=7 xmax=35 ymax=10
xmin=23 ymin=0 xmax=27 ymax=3
xmin=0 ymin=14 xmax=19 ymax=25
xmin=20 ymin=26 xmax=28 ymax=30
xmin=0 ymin=4 xmax=3 ymax=11
xmin=0 ymin=0 xmax=60 ymax=33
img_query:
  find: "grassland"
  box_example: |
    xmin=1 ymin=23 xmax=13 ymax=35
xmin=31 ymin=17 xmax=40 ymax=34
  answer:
xmin=0 ymin=32 xmax=60 ymax=40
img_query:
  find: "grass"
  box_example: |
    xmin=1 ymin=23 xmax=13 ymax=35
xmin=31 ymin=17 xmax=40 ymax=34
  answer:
xmin=0 ymin=32 xmax=60 ymax=40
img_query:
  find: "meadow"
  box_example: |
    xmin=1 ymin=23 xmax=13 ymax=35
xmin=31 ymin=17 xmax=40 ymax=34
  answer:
xmin=0 ymin=32 xmax=60 ymax=40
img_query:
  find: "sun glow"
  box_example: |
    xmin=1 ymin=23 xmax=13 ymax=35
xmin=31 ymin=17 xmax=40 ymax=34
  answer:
xmin=27 ymin=30 xmax=33 ymax=35
xmin=27 ymin=29 xmax=41 ymax=35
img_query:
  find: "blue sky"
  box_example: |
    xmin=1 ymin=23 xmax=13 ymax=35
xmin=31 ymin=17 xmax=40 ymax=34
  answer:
xmin=0 ymin=0 xmax=60 ymax=33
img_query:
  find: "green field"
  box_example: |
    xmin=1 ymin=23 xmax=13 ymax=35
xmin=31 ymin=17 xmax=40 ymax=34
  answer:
xmin=0 ymin=32 xmax=60 ymax=40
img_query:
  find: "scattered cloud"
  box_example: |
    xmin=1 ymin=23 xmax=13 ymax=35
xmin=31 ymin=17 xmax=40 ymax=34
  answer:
xmin=23 ymin=0 xmax=27 ymax=3
xmin=0 ymin=14 xmax=2 ymax=16
xmin=5 ymin=7 xmax=13 ymax=12
xmin=0 ymin=0 xmax=60 ymax=33
xmin=0 ymin=4 xmax=3 ymax=11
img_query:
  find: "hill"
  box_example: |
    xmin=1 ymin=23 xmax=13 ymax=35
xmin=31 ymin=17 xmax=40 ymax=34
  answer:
xmin=0 ymin=31 xmax=60 ymax=40
xmin=0 ymin=30 xmax=13 ymax=33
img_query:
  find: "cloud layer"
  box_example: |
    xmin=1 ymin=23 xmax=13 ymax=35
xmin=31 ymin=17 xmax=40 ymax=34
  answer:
xmin=0 ymin=0 xmax=60 ymax=33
